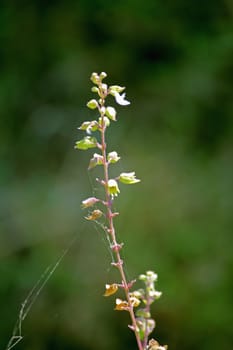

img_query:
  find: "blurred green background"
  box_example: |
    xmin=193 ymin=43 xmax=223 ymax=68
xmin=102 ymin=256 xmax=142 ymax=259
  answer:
xmin=0 ymin=1 xmax=233 ymax=350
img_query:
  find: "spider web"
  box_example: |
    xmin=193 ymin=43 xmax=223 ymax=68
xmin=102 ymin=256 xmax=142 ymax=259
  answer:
xmin=6 ymin=161 xmax=132 ymax=350
xmin=5 ymin=234 xmax=79 ymax=350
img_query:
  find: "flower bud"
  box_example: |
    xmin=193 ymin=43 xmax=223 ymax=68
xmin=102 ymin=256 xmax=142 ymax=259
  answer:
xmin=105 ymin=106 xmax=117 ymax=121
xmin=87 ymin=99 xmax=98 ymax=109
xmin=91 ymin=86 xmax=99 ymax=93
xmin=99 ymin=72 xmax=107 ymax=80
xmin=81 ymin=197 xmax=99 ymax=209
xmin=139 ymin=274 xmax=146 ymax=281
xmin=90 ymin=72 xmax=99 ymax=84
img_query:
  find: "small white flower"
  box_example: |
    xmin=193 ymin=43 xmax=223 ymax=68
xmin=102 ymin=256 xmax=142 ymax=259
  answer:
xmin=114 ymin=92 xmax=130 ymax=106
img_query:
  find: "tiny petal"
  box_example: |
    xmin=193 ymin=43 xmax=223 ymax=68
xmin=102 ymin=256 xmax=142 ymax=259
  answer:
xmin=81 ymin=197 xmax=99 ymax=208
xmin=103 ymin=283 xmax=118 ymax=297
xmin=85 ymin=209 xmax=103 ymax=221
xmin=114 ymin=92 xmax=130 ymax=106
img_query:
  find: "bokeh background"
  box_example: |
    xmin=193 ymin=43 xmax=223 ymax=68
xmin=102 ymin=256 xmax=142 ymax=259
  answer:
xmin=1 ymin=1 xmax=233 ymax=350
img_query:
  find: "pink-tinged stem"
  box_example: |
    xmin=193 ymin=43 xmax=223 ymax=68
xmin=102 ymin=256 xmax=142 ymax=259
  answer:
xmin=99 ymin=102 xmax=143 ymax=350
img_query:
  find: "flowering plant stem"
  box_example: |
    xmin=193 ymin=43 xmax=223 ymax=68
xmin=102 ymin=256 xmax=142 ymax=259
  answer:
xmin=99 ymin=100 xmax=143 ymax=350
xmin=75 ymin=72 xmax=167 ymax=350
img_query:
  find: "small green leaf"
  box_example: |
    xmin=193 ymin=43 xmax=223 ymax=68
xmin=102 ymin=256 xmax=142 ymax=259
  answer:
xmin=75 ymin=136 xmax=97 ymax=150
